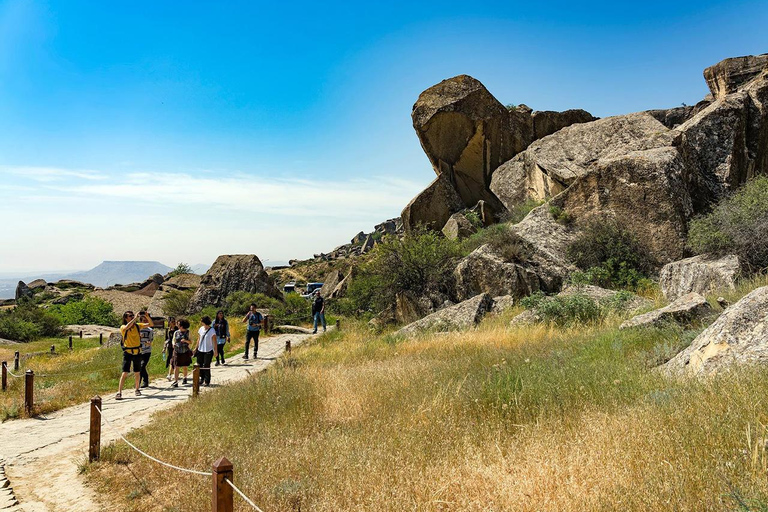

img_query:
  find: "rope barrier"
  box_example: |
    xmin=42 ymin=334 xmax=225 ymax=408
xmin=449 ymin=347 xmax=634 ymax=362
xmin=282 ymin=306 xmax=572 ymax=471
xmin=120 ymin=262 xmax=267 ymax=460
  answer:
xmin=7 ymin=368 xmax=23 ymax=378
xmin=36 ymin=366 xmax=117 ymax=378
xmin=224 ymin=478 xmax=265 ymax=512
xmin=95 ymin=405 xmax=212 ymax=476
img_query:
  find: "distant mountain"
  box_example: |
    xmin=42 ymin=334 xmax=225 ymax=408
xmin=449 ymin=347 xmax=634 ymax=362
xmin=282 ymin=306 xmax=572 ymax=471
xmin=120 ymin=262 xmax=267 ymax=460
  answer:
xmin=190 ymin=263 xmax=211 ymax=275
xmin=65 ymin=261 xmax=173 ymax=288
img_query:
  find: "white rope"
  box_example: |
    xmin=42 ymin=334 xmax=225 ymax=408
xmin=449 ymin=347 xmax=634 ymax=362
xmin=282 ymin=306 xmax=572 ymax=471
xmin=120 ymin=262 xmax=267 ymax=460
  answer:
xmin=7 ymin=368 xmax=23 ymax=378
xmin=37 ymin=366 xmax=116 ymax=377
xmin=95 ymin=405 xmax=212 ymax=476
xmin=224 ymin=478 xmax=265 ymax=512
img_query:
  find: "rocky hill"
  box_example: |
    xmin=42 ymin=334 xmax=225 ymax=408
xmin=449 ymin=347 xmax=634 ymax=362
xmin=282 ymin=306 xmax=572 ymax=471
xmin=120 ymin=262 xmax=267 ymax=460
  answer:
xmin=65 ymin=261 xmax=173 ymax=288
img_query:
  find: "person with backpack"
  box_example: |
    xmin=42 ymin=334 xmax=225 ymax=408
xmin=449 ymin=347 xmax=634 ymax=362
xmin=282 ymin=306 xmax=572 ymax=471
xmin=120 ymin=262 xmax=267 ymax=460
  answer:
xmin=193 ymin=316 xmax=218 ymax=386
xmin=213 ymin=310 xmax=230 ymax=366
xmin=138 ymin=311 xmax=154 ymax=388
xmin=164 ymin=318 xmax=178 ymax=381
xmin=312 ymin=290 xmax=327 ymax=334
xmin=242 ymin=304 xmax=263 ymax=360
xmin=116 ymin=310 xmax=152 ymax=400
xmin=171 ymin=318 xmax=193 ymax=387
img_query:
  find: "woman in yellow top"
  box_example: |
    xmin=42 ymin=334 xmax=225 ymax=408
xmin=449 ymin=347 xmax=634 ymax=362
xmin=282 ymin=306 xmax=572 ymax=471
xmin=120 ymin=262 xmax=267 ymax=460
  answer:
xmin=116 ymin=310 xmax=152 ymax=400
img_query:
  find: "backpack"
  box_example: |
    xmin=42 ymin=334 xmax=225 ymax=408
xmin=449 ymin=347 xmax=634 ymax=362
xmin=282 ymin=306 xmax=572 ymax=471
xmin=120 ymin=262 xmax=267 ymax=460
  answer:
xmin=121 ymin=324 xmax=141 ymax=355
xmin=174 ymin=330 xmax=191 ymax=354
xmin=248 ymin=312 xmax=262 ymax=330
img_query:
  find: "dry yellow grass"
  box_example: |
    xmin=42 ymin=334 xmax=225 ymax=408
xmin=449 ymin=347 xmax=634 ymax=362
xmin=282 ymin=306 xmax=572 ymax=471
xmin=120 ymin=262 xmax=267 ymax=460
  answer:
xmin=83 ymin=298 xmax=768 ymax=511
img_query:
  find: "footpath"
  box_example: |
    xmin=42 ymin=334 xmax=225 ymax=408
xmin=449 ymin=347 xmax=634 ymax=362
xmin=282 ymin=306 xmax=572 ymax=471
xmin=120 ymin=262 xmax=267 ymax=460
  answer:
xmin=0 ymin=331 xmax=318 ymax=511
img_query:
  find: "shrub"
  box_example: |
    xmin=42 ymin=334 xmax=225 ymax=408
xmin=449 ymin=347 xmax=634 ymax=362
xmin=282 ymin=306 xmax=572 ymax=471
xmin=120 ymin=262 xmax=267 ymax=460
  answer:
xmin=271 ymin=293 xmax=311 ymax=326
xmin=48 ymin=296 xmax=119 ymax=326
xmin=461 ymin=223 xmax=529 ymax=261
xmin=501 ymin=198 xmax=544 ymax=224
xmin=167 ymin=263 xmax=193 ymax=278
xmin=520 ymin=292 xmax=601 ymax=326
xmin=463 ymin=210 xmax=484 ymax=229
xmin=0 ymin=304 xmax=62 ymax=341
xmin=162 ymin=289 xmax=194 ymax=318
xmin=687 ymin=176 xmax=768 ymax=271
xmin=567 ymin=218 xmax=654 ymax=290
xmin=0 ymin=316 xmax=40 ymax=342
xmin=549 ymin=205 xmax=571 ymax=225
xmin=224 ymin=291 xmax=282 ymax=316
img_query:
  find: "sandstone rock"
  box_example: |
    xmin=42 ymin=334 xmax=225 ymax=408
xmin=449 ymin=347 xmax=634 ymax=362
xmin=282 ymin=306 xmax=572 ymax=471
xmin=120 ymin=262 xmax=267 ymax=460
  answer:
xmin=328 ymin=270 xmax=353 ymax=299
xmin=163 ymin=273 xmax=201 ymax=290
xmin=620 ymin=292 xmax=712 ymax=330
xmin=369 ymin=304 xmax=396 ymax=331
xmin=319 ymin=270 xmax=341 ymax=298
xmin=15 ymin=281 xmax=32 ymax=301
xmin=664 ymin=286 xmax=768 ymax=375
xmin=361 ymin=235 xmax=375 ymax=254
xmin=27 ymin=279 xmax=46 ymax=290
xmin=659 ymin=254 xmax=741 ymax=301
xmin=52 ymin=292 xmax=84 ymax=305
xmin=52 ymin=279 xmax=94 ymax=290
xmin=559 ymin=284 xmax=652 ymax=312
xmin=490 ymin=112 xmax=675 ymax=209
xmin=187 ymin=254 xmax=282 ymax=313
xmin=441 ymin=212 xmax=476 ymax=240
xmin=402 ymin=173 xmax=466 ymax=231
xmin=412 ymin=75 xmax=516 ymax=209
xmin=491 ymin=295 xmax=515 ymax=314
xmin=704 ymin=54 xmax=768 ymax=99
xmin=351 ymin=232 xmax=367 ymax=245
xmin=509 ymin=309 xmax=539 ymax=326
xmin=531 ymin=109 xmax=596 ymax=140
xmin=395 ymin=291 xmax=425 ymax=324
xmin=93 ymin=290 xmax=150 ymax=315
xmin=396 ymin=293 xmax=494 ymax=337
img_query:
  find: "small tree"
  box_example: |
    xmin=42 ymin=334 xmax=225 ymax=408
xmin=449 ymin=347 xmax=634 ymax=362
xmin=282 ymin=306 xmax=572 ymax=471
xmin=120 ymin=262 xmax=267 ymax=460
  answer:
xmin=162 ymin=289 xmax=194 ymax=317
xmin=167 ymin=263 xmax=194 ymax=278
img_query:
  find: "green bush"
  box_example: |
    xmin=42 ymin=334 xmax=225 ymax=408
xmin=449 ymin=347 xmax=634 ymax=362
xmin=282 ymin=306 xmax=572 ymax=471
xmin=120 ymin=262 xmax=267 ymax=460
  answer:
xmin=49 ymin=296 xmax=119 ymax=326
xmin=520 ymin=289 xmax=639 ymax=326
xmin=224 ymin=291 xmax=282 ymax=316
xmin=567 ymin=218 xmax=653 ymax=290
xmin=502 ymin=198 xmax=544 ymax=224
xmin=461 ymin=223 xmax=528 ymax=261
xmin=167 ymin=262 xmax=194 ymax=278
xmin=687 ymin=176 xmax=768 ymax=271
xmin=162 ymin=289 xmax=194 ymax=318
xmin=271 ymin=293 xmax=311 ymax=325
xmin=0 ymin=304 xmax=62 ymax=341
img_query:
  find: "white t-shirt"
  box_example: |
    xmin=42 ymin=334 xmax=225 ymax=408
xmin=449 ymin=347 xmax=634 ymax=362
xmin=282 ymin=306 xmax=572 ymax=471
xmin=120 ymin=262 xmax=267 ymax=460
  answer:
xmin=197 ymin=326 xmax=217 ymax=352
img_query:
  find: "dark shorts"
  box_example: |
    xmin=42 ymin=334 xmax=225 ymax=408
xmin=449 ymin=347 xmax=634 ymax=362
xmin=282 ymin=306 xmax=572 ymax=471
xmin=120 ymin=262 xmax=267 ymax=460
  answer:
xmin=122 ymin=352 xmax=142 ymax=373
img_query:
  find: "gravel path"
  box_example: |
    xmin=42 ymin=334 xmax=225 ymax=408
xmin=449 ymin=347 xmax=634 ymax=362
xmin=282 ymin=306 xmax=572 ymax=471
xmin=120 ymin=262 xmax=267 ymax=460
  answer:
xmin=0 ymin=331 xmax=318 ymax=511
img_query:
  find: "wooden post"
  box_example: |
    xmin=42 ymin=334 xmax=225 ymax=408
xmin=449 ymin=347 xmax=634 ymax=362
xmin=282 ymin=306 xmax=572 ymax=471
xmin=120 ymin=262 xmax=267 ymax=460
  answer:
xmin=24 ymin=370 xmax=34 ymax=416
xmin=89 ymin=396 xmax=102 ymax=463
xmin=263 ymin=314 xmax=270 ymax=335
xmin=212 ymin=457 xmax=234 ymax=512
xmin=1 ymin=361 xmax=6 ymax=391
xmin=99 ymin=333 xmax=103 ymax=346
xmin=192 ymin=364 xmax=200 ymax=397
xmin=79 ymin=330 xmax=83 ymax=339
xmin=336 ymin=319 xmax=340 ymax=331
xmin=68 ymin=336 xmax=73 ymax=351
xmin=14 ymin=351 xmax=19 ymax=371
xmin=50 ymin=345 xmax=55 ymax=354
xmin=285 ymin=340 xmax=291 ymax=355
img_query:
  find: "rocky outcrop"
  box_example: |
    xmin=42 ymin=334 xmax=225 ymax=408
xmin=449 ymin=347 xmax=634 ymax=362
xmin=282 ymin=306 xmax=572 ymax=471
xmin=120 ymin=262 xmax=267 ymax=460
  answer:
xmin=15 ymin=281 xmax=32 ymax=301
xmin=454 ymin=244 xmax=548 ymax=301
xmin=27 ymin=279 xmax=46 ymax=290
xmin=396 ymin=293 xmax=494 ymax=337
xmin=395 ymin=291 xmax=425 ymax=324
xmin=559 ymin=284 xmax=652 ymax=311
xmin=704 ymin=54 xmax=768 ymax=99
xmin=402 ymin=173 xmax=466 ymax=231
xmin=187 ymin=255 xmax=282 ymax=313
xmin=491 ymin=295 xmax=515 ymax=314
xmin=659 ymin=254 xmax=741 ymax=301
xmin=664 ymin=286 xmax=768 ymax=375
xmin=442 ymin=212 xmax=476 ymax=240
xmin=319 ymin=270 xmax=342 ymax=298
xmin=531 ymin=109 xmax=596 ymax=140
xmin=619 ymin=292 xmax=712 ymax=330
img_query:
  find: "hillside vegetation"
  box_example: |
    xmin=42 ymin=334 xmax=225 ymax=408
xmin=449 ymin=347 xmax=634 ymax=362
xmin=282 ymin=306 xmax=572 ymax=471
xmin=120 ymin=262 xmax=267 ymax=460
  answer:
xmin=86 ymin=275 xmax=768 ymax=511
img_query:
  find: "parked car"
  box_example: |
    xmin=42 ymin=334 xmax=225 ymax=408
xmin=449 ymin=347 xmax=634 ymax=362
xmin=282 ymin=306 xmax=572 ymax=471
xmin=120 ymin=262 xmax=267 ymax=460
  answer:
xmin=301 ymin=282 xmax=323 ymax=298
xmin=284 ymin=282 xmax=296 ymax=293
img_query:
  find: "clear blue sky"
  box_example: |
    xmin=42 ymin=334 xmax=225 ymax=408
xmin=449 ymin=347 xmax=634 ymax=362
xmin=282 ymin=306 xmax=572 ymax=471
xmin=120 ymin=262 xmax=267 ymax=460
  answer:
xmin=0 ymin=0 xmax=766 ymax=272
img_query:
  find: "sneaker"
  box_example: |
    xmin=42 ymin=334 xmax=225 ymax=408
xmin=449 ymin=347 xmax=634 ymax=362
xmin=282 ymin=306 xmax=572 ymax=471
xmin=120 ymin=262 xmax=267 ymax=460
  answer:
xmin=323 ymin=328 xmax=327 ymax=332
xmin=243 ymin=355 xmax=249 ymax=360
xmin=171 ymin=381 xmax=179 ymax=388
xmin=115 ymin=392 xmax=123 ymax=400
xmin=215 ymin=361 xmax=220 ymax=366
xmin=202 ymin=382 xmax=209 ymax=387
xmin=222 ymin=360 xmax=226 ymax=365
xmin=183 ymin=378 xmax=188 ymax=385
xmin=140 ymin=382 xmax=149 ymax=388
xmin=135 ymin=389 xmax=142 ymax=396
xmin=166 ymin=375 xmax=172 ymax=382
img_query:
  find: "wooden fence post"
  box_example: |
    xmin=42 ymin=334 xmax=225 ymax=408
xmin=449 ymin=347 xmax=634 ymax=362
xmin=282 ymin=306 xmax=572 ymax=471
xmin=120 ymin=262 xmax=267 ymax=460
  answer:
xmin=89 ymin=396 xmax=102 ymax=463
xmin=192 ymin=364 xmax=200 ymax=397
xmin=68 ymin=336 xmax=73 ymax=351
xmin=24 ymin=370 xmax=34 ymax=415
xmin=79 ymin=330 xmax=83 ymax=339
xmin=212 ymin=457 xmax=234 ymax=512
xmin=285 ymin=340 xmax=291 ymax=355
xmin=263 ymin=314 xmax=270 ymax=335
xmin=99 ymin=333 xmax=103 ymax=346
xmin=336 ymin=319 xmax=340 ymax=331
xmin=1 ymin=361 xmax=6 ymax=391
xmin=50 ymin=345 xmax=55 ymax=354
xmin=14 ymin=351 xmax=19 ymax=371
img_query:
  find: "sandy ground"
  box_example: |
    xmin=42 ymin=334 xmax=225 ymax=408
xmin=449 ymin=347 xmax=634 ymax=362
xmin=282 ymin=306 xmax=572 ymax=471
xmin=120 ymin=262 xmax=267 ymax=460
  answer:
xmin=0 ymin=331 xmax=318 ymax=511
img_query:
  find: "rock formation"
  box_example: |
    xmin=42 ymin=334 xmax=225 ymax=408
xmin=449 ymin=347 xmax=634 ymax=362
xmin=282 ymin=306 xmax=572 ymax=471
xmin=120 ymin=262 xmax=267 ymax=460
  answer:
xmin=619 ymin=292 xmax=712 ymax=330
xmin=15 ymin=281 xmax=32 ymax=301
xmin=396 ymin=293 xmax=495 ymax=337
xmin=441 ymin=212 xmax=476 ymax=240
xmin=664 ymin=286 xmax=768 ymax=375
xmin=187 ymin=254 xmax=282 ymax=313
xmin=659 ymin=254 xmax=741 ymax=301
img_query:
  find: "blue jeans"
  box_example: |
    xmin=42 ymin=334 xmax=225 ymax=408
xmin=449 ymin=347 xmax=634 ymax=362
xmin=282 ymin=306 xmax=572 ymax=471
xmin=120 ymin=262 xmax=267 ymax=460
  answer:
xmin=313 ymin=312 xmax=326 ymax=332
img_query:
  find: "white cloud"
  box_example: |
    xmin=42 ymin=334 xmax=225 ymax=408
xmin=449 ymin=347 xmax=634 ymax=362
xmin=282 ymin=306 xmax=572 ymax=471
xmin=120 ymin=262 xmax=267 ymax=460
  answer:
xmin=0 ymin=165 xmax=105 ymax=182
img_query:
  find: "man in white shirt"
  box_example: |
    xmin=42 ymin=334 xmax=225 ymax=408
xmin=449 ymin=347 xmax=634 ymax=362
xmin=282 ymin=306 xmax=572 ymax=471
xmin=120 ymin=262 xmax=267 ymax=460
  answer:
xmin=193 ymin=316 xmax=218 ymax=386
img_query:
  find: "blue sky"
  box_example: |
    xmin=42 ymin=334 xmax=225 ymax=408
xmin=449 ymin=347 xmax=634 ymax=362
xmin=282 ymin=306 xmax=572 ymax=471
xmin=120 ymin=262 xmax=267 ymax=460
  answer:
xmin=0 ymin=0 xmax=766 ymax=272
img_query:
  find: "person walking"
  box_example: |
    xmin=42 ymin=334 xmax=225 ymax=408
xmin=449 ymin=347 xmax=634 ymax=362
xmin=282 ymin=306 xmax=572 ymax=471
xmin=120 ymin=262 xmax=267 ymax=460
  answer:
xmin=193 ymin=316 xmax=217 ymax=386
xmin=171 ymin=319 xmax=193 ymax=387
xmin=312 ymin=290 xmax=327 ymax=334
xmin=138 ymin=311 xmax=154 ymax=388
xmin=164 ymin=318 xmax=178 ymax=381
xmin=116 ymin=310 xmax=152 ymax=400
xmin=213 ymin=310 xmax=230 ymax=365
xmin=242 ymin=304 xmax=263 ymax=360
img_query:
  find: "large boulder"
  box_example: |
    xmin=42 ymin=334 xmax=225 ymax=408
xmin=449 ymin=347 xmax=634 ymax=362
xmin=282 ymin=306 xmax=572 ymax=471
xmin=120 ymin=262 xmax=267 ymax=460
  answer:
xmin=531 ymin=109 xmax=596 ymax=140
xmin=441 ymin=212 xmax=476 ymax=240
xmin=454 ymin=244 xmax=549 ymax=301
xmin=402 ymin=173 xmax=465 ymax=231
xmin=187 ymin=254 xmax=282 ymax=313
xmin=319 ymin=270 xmax=342 ymax=298
xmin=659 ymin=254 xmax=741 ymax=302
xmin=395 ymin=291 xmax=426 ymax=324
xmin=559 ymin=284 xmax=652 ymax=311
xmin=664 ymin=286 xmax=768 ymax=375
xmin=704 ymin=54 xmax=768 ymax=99
xmin=15 ymin=281 xmax=32 ymax=301
xmin=619 ymin=292 xmax=712 ymax=330
xmin=396 ymin=293 xmax=494 ymax=337
xmin=27 ymin=279 xmax=47 ymax=290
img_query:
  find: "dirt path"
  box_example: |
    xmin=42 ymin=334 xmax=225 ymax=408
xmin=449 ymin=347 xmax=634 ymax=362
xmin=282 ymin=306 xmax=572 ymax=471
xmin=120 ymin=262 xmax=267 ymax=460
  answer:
xmin=0 ymin=331 xmax=317 ymax=511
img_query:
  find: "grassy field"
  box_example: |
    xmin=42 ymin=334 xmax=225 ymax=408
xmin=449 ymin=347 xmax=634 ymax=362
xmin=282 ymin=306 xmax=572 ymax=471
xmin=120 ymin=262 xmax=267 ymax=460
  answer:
xmin=84 ymin=276 xmax=768 ymax=511
xmin=0 ymin=319 xmax=256 ymax=421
